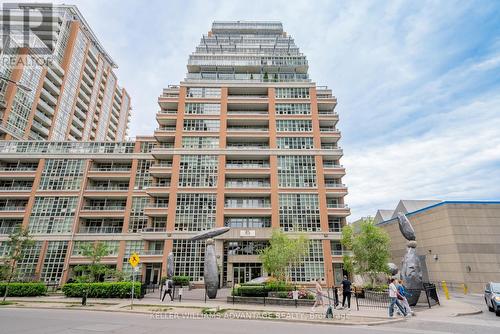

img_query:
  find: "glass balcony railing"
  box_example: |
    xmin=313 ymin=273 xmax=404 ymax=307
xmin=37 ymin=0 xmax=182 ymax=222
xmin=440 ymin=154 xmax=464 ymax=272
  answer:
xmin=141 ymin=227 xmax=167 ymax=233
xmin=81 ymin=205 xmax=126 ymax=211
xmin=141 ymin=249 xmax=163 ymax=256
xmin=226 ymin=143 xmax=269 ymax=149
xmin=78 ymin=226 xmax=123 ymax=234
xmin=324 ymin=182 xmax=345 ymax=188
xmin=155 ymin=126 xmax=176 ymax=131
xmin=327 ymin=203 xmax=349 ymax=209
xmin=0 ymin=206 xmax=26 ymax=211
xmin=0 ymin=226 xmax=21 ymax=234
xmin=226 ymin=162 xmax=270 ymax=168
xmin=0 ymin=186 xmax=33 ymax=191
xmin=227 ymin=127 xmax=269 ymax=132
xmin=319 ymin=127 xmax=338 ymax=132
xmin=90 ymin=166 xmax=132 ymax=172
xmin=145 ymin=203 xmax=169 ymax=209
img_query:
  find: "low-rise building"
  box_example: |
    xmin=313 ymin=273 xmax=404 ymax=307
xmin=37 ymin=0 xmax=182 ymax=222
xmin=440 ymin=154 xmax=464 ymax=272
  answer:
xmin=377 ymin=200 xmax=500 ymax=293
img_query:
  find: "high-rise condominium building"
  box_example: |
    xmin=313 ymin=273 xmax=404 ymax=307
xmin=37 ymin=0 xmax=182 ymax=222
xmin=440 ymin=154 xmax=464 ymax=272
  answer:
xmin=0 ymin=21 xmax=349 ymax=288
xmin=0 ymin=3 xmax=131 ymax=141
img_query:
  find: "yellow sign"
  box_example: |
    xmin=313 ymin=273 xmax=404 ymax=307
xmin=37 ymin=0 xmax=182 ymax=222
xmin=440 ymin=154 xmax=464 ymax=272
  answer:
xmin=129 ymin=253 xmax=140 ymax=268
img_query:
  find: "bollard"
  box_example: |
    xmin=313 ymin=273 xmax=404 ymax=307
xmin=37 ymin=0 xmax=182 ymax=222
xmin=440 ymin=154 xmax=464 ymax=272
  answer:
xmin=463 ymin=283 xmax=468 ymax=295
xmin=441 ymin=281 xmax=450 ymax=300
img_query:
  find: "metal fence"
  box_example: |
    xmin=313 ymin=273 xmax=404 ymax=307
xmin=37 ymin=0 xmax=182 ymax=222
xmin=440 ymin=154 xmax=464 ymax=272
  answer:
xmin=354 ymin=290 xmax=390 ymax=310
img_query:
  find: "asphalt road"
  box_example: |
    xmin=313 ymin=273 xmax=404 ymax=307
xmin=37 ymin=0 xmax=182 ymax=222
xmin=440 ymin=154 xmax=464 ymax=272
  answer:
xmin=0 ymin=308 xmax=499 ymax=334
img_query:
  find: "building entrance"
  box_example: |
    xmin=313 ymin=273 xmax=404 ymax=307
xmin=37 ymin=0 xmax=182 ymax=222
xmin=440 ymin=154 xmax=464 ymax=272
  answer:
xmin=144 ymin=263 xmax=162 ymax=285
xmin=232 ymin=263 xmax=262 ymax=284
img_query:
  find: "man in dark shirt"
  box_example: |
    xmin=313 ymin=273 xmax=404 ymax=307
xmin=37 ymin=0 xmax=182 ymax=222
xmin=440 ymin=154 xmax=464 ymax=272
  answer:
xmin=341 ymin=275 xmax=352 ymax=308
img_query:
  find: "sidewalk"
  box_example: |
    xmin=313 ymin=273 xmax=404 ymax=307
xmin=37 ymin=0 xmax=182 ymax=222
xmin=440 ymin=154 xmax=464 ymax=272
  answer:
xmin=0 ymin=289 xmax=482 ymax=326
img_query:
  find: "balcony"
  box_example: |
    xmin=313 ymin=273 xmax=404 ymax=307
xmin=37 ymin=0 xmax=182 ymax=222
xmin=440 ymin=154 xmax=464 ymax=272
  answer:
xmin=226 ymin=143 xmax=269 ymax=150
xmin=140 ymin=249 xmax=163 ymax=256
xmin=0 ymin=225 xmax=21 ymax=234
xmin=78 ymin=226 xmax=123 ymax=234
xmin=144 ymin=203 xmax=169 ymax=217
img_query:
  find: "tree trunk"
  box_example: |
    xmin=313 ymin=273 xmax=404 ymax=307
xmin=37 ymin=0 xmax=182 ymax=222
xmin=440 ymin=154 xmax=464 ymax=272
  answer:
xmin=3 ymin=265 xmax=15 ymax=302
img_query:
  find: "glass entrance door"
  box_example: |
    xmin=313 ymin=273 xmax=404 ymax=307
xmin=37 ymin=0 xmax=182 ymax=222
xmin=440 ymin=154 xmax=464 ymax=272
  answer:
xmin=232 ymin=263 xmax=262 ymax=284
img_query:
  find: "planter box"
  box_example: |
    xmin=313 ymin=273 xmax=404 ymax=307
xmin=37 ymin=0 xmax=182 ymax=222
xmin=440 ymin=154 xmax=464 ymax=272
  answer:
xmin=227 ymin=295 xmax=314 ymax=306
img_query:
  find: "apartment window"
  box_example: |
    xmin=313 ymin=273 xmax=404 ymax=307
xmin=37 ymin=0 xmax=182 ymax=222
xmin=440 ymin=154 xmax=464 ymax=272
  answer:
xmin=101 ymin=241 xmax=120 ymax=256
xmin=277 ymin=137 xmax=314 ymax=149
xmin=15 ymin=241 xmax=42 ymax=280
xmin=72 ymin=241 xmax=93 ymax=256
xmin=275 ymin=103 xmax=310 ymax=115
xmin=140 ymin=142 xmax=155 ymax=153
xmin=290 ymin=240 xmax=324 ymax=282
xmin=134 ymin=160 xmax=153 ymax=190
xmin=183 ymin=119 xmax=220 ymax=132
xmin=182 ymin=137 xmax=219 ymax=149
xmin=40 ymin=241 xmax=68 ymax=283
xmin=331 ymin=241 xmax=343 ymax=256
xmin=125 ymin=240 xmax=145 ymax=256
xmin=276 ymin=120 xmax=312 ymax=132
xmin=173 ymin=240 xmax=205 ymax=281
xmin=129 ymin=197 xmax=149 ymax=233
xmin=328 ymin=218 xmax=342 ymax=232
xmin=178 ymin=155 xmax=218 ymax=187
xmin=185 ymin=103 xmax=221 ymax=115
xmin=275 ymin=88 xmax=310 ymax=99
xmin=175 ymin=193 xmax=216 ymax=231
xmin=224 ymin=217 xmax=271 ymax=228
xmin=186 ymin=87 xmax=221 ymax=98
xmin=278 ymin=155 xmax=317 ymax=188
xmin=279 ymin=193 xmax=321 ymax=232
xmin=226 ymin=241 xmax=269 ymax=256
xmin=39 ymin=159 xmax=84 ymax=190
xmin=29 ymin=196 xmax=78 ymax=234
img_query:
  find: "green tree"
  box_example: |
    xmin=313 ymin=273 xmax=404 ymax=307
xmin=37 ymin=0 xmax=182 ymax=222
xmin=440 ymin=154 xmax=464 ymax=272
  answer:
xmin=73 ymin=242 xmax=113 ymax=283
xmin=259 ymin=229 xmax=309 ymax=282
xmin=72 ymin=241 xmax=119 ymax=305
xmin=2 ymin=228 xmax=34 ymax=301
xmin=341 ymin=218 xmax=390 ymax=286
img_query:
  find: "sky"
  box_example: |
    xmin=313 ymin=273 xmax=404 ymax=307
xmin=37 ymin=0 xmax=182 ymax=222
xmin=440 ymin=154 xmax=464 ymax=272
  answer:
xmin=30 ymin=0 xmax=500 ymax=220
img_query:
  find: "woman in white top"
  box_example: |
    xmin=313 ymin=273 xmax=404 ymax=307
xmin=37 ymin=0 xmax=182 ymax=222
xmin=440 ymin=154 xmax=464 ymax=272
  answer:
xmin=388 ymin=277 xmax=408 ymax=317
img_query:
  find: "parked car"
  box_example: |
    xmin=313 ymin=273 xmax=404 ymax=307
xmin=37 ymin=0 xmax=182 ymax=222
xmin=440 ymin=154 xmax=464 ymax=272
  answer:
xmin=484 ymin=282 xmax=500 ymax=316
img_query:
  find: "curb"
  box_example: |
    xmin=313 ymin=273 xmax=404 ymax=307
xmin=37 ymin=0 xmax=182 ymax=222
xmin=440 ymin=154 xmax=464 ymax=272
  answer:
xmin=452 ymin=305 xmax=483 ymax=317
xmin=0 ymin=303 xmax=405 ymax=326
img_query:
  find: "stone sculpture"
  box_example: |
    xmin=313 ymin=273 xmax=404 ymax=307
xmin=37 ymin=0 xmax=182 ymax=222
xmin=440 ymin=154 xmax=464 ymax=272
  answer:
xmin=166 ymin=252 xmax=174 ymax=278
xmin=388 ymin=262 xmax=399 ymax=276
xmin=396 ymin=212 xmax=423 ymax=306
xmin=190 ymin=227 xmax=230 ymax=299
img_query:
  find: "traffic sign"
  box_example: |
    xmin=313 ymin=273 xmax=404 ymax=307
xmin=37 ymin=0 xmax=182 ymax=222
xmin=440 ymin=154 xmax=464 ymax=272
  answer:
xmin=129 ymin=253 xmax=140 ymax=267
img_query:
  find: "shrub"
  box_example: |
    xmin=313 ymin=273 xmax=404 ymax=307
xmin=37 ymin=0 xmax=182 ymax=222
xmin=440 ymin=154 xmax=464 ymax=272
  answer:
xmin=238 ymin=285 xmax=268 ymax=297
xmin=265 ymin=280 xmax=294 ymax=292
xmin=231 ymin=287 xmax=240 ymax=296
xmin=0 ymin=282 xmax=47 ymax=297
xmin=363 ymin=283 xmax=388 ymax=292
xmin=62 ymin=282 xmax=141 ymax=298
xmin=172 ymin=276 xmax=190 ymax=286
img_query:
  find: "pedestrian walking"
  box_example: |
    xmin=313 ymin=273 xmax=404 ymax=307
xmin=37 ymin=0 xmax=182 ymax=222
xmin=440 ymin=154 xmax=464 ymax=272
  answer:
xmin=388 ymin=278 xmax=409 ymax=318
xmin=311 ymin=278 xmax=324 ymax=312
xmin=341 ymin=275 xmax=352 ymax=308
xmin=397 ymin=279 xmax=414 ymax=316
xmin=161 ymin=278 xmax=173 ymax=302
